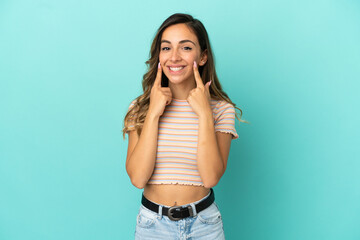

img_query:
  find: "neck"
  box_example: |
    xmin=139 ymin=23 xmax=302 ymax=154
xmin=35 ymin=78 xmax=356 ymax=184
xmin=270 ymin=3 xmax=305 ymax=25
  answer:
xmin=168 ymin=78 xmax=196 ymax=100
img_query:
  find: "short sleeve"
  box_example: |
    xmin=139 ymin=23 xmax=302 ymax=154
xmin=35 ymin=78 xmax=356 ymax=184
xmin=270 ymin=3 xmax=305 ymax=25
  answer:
xmin=126 ymin=100 xmax=137 ymax=132
xmin=214 ymin=101 xmax=239 ymax=139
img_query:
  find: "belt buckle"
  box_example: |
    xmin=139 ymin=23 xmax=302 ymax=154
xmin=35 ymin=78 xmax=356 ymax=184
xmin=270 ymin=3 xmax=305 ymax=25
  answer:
xmin=167 ymin=205 xmax=194 ymax=221
xmin=168 ymin=206 xmax=182 ymax=221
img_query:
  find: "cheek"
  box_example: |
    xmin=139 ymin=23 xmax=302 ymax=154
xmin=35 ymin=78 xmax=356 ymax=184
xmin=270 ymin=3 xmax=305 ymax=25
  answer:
xmin=159 ymin=53 xmax=167 ymax=67
xmin=184 ymin=53 xmax=199 ymax=63
xmin=159 ymin=53 xmax=163 ymax=63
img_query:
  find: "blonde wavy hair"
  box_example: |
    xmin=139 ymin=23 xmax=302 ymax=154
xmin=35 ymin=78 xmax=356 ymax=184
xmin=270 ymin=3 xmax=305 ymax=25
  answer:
xmin=123 ymin=13 xmax=247 ymax=138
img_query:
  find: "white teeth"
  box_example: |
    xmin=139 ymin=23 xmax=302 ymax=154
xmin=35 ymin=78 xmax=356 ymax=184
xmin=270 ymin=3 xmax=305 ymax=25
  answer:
xmin=169 ymin=67 xmax=184 ymax=71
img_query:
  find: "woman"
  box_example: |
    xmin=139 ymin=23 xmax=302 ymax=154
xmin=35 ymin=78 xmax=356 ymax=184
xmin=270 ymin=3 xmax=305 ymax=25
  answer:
xmin=123 ymin=13 xmax=244 ymax=239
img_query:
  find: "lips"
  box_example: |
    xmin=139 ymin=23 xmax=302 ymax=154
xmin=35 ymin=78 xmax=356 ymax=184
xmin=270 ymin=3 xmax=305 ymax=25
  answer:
xmin=167 ymin=65 xmax=186 ymax=73
xmin=169 ymin=66 xmax=184 ymax=71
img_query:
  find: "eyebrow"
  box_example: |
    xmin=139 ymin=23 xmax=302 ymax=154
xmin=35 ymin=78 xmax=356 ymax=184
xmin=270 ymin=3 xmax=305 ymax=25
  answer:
xmin=161 ymin=39 xmax=196 ymax=46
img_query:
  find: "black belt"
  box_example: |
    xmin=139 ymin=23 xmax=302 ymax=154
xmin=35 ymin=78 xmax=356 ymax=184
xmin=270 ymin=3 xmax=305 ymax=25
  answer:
xmin=141 ymin=188 xmax=215 ymax=221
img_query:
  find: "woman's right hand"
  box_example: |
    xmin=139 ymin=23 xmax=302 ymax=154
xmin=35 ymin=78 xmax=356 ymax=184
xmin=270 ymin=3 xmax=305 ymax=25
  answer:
xmin=148 ymin=62 xmax=172 ymax=118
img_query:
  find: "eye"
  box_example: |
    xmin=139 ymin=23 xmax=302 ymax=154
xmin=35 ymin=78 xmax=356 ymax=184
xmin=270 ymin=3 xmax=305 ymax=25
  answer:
xmin=161 ymin=47 xmax=170 ymax=51
xmin=184 ymin=47 xmax=192 ymax=50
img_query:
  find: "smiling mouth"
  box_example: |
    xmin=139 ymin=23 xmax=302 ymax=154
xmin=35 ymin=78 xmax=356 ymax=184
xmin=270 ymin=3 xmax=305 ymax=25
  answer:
xmin=168 ymin=66 xmax=185 ymax=72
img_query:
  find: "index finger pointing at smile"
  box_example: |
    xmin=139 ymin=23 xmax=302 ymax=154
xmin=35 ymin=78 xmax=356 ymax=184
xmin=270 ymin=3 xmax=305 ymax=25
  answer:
xmin=193 ymin=61 xmax=204 ymax=88
xmin=154 ymin=62 xmax=162 ymax=87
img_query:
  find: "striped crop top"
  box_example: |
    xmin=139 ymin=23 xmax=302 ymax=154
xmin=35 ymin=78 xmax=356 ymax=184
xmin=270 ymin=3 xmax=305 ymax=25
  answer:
xmin=126 ymin=98 xmax=238 ymax=186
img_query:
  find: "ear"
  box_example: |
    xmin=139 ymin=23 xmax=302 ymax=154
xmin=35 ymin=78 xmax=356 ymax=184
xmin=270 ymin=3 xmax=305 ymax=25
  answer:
xmin=199 ymin=49 xmax=208 ymax=66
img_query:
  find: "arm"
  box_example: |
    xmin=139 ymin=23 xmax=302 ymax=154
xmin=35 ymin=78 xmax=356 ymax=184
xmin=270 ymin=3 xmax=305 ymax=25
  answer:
xmin=197 ymin=114 xmax=232 ymax=188
xmin=125 ymin=113 xmax=160 ymax=189
xmin=125 ymin=62 xmax=172 ymax=189
xmin=196 ymin=113 xmax=233 ymax=188
xmin=187 ymin=61 xmax=236 ymax=188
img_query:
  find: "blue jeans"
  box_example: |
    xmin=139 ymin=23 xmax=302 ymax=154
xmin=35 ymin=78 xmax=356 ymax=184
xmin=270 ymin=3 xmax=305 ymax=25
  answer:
xmin=134 ymin=192 xmax=225 ymax=240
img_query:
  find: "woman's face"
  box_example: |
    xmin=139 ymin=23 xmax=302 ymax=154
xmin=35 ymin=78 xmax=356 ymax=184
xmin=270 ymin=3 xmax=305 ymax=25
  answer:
xmin=159 ymin=23 xmax=207 ymax=85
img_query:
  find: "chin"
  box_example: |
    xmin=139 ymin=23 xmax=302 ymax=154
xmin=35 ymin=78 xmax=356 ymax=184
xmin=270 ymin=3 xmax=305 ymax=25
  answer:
xmin=167 ymin=77 xmax=184 ymax=85
xmin=165 ymin=74 xmax=191 ymax=85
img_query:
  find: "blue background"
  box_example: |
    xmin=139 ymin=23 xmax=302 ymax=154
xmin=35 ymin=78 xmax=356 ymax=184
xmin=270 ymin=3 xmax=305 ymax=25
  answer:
xmin=1 ymin=0 xmax=359 ymax=239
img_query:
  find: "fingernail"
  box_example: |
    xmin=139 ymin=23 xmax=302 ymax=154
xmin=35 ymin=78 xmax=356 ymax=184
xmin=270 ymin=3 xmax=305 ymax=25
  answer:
xmin=158 ymin=62 xmax=161 ymax=69
xmin=209 ymin=80 xmax=212 ymax=86
xmin=193 ymin=61 xmax=197 ymax=67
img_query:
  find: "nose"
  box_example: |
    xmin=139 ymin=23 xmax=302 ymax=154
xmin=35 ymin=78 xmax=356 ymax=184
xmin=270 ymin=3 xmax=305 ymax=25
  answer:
xmin=170 ymin=48 xmax=181 ymax=62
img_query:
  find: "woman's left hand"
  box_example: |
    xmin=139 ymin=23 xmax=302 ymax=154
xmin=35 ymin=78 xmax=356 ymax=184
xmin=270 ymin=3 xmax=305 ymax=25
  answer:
xmin=187 ymin=61 xmax=212 ymax=118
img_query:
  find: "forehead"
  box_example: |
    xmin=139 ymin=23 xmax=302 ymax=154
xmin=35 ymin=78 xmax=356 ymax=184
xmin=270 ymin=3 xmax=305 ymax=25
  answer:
xmin=161 ymin=23 xmax=198 ymax=44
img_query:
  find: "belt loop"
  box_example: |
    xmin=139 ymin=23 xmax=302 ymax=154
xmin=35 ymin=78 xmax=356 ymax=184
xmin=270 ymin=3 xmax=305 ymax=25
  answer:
xmin=157 ymin=205 xmax=163 ymax=219
xmin=190 ymin=203 xmax=197 ymax=216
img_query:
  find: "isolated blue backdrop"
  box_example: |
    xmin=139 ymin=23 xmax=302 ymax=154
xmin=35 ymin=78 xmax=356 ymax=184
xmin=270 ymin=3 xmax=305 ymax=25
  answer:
xmin=1 ymin=0 xmax=359 ymax=239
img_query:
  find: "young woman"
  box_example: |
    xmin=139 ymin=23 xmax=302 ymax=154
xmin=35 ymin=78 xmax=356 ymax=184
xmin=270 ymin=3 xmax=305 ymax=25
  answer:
xmin=123 ymin=13 xmax=244 ymax=239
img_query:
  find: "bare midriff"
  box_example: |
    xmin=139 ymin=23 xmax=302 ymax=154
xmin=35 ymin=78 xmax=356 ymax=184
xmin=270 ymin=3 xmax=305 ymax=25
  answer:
xmin=143 ymin=184 xmax=211 ymax=206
